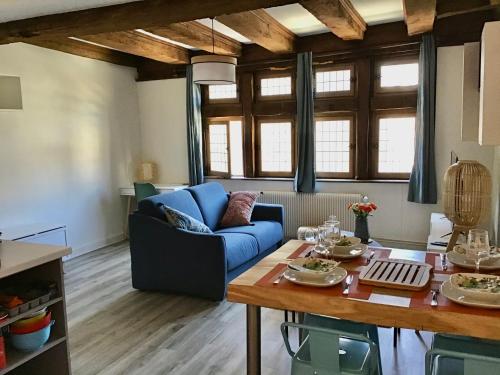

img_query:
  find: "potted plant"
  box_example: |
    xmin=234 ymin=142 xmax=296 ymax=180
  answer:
xmin=348 ymin=202 xmax=377 ymax=244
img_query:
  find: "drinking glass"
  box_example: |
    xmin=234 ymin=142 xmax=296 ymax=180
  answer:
xmin=314 ymin=225 xmax=332 ymax=254
xmin=466 ymin=229 xmax=490 ymax=273
xmin=304 ymin=228 xmax=317 ymax=243
xmin=324 ymin=219 xmax=341 ymax=244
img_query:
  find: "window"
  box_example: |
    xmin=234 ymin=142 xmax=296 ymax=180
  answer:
xmin=208 ymin=84 xmax=237 ymax=100
xmin=315 ymin=117 xmax=353 ymax=177
xmin=315 ymin=65 xmax=354 ymax=96
xmin=257 ymin=120 xmax=293 ymax=176
xmin=206 ymin=119 xmax=244 ymax=176
xmin=376 ymin=58 xmax=419 ymax=92
xmin=259 ymin=75 xmax=292 ymax=98
xmin=372 ymin=112 xmax=416 ymax=178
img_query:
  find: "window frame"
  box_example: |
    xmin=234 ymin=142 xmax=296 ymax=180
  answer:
xmin=315 ymin=114 xmax=356 ymax=179
xmin=374 ymin=55 xmax=419 ymax=94
xmin=370 ymin=108 xmax=417 ymax=180
xmin=255 ymin=117 xmax=296 ymax=178
xmin=204 ymin=117 xmax=241 ymax=177
xmin=204 ymin=82 xmax=240 ymax=104
xmin=314 ymin=63 xmax=356 ymax=98
xmin=255 ymin=70 xmax=295 ymax=101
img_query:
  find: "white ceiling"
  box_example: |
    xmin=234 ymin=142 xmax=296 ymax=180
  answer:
xmin=0 ymin=0 xmax=406 ymax=48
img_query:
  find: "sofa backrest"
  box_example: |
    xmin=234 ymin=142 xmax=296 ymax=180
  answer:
xmin=187 ymin=182 xmax=228 ymax=231
xmin=137 ymin=190 xmax=204 ymax=223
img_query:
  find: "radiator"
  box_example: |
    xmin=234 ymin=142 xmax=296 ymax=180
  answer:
xmin=257 ymin=192 xmax=363 ymax=238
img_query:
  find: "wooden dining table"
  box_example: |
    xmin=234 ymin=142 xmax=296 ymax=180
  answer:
xmin=227 ymin=240 xmax=500 ymax=375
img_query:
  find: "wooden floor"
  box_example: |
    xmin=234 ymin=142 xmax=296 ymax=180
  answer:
xmin=65 ymin=242 xmax=433 ymax=375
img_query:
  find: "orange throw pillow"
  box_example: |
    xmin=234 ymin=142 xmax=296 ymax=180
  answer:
xmin=219 ymin=191 xmax=259 ymax=228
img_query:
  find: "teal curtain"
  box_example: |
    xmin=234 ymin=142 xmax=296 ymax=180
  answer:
xmin=186 ymin=65 xmax=204 ymax=186
xmin=294 ymin=52 xmax=316 ymax=193
xmin=408 ymin=34 xmax=437 ymax=204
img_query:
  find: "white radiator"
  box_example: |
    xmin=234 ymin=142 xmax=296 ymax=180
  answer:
xmin=257 ymin=192 xmax=363 ymax=238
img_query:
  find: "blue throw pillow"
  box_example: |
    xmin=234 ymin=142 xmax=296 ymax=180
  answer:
xmin=162 ymin=205 xmax=212 ymax=234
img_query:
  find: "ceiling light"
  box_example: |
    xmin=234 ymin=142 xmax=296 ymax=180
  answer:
xmin=191 ymin=18 xmax=237 ymax=85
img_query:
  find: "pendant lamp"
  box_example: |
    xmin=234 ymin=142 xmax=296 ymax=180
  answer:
xmin=191 ymin=18 xmax=236 ymax=85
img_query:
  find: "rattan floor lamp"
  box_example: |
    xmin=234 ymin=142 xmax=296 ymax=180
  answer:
xmin=443 ymin=160 xmax=492 ymax=252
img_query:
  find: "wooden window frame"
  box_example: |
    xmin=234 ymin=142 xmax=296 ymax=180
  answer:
xmin=374 ymin=54 xmax=419 ymax=94
xmin=315 ymin=114 xmax=356 ymax=179
xmin=370 ymin=108 xmax=416 ymax=180
xmin=255 ymin=117 xmax=296 ymax=178
xmin=255 ymin=70 xmax=295 ymax=101
xmin=314 ymin=63 xmax=356 ymax=98
xmin=203 ymin=80 xmax=240 ymax=104
xmin=204 ymin=117 xmax=239 ymax=178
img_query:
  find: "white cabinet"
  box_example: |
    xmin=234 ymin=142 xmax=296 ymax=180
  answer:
xmin=479 ymin=21 xmax=500 ymax=145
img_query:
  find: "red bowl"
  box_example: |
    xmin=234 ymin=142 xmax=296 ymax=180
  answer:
xmin=10 ymin=312 xmax=51 ymax=335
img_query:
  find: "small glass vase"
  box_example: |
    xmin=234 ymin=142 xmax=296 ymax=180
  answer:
xmin=354 ymin=215 xmax=370 ymax=244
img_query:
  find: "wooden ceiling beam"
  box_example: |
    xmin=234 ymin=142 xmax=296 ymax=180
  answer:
xmin=146 ymin=21 xmax=241 ymax=56
xmin=299 ymin=0 xmax=366 ymax=40
xmin=27 ymin=38 xmax=138 ymax=67
xmin=81 ymin=30 xmax=189 ymax=64
xmin=217 ymin=9 xmax=295 ymax=54
xmin=0 ymin=0 xmax=297 ymax=44
xmin=403 ymin=0 xmax=437 ymax=35
xmin=437 ymin=0 xmax=499 ymax=19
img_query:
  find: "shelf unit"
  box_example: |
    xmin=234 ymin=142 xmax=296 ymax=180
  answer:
xmin=0 ymin=241 xmax=71 ymax=375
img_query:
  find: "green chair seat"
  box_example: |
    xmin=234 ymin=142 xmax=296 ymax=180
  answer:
xmin=426 ymin=334 xmax=500 ymax=375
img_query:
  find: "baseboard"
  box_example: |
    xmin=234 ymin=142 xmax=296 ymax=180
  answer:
xmin=65 ymin=232 xmax=125 ymax=260
xmin=374 ymin=238 xmax=426 ymax=251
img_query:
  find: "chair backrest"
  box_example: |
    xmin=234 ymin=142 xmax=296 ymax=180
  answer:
xmin=281 ymin=322 xmax=378 ymax=374
xmin=134 ymin=182 xmax=159 ymax=203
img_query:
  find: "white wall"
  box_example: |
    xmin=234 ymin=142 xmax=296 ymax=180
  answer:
xmin=0 ymin=43 xmax=142 ymax=257
xmin=136 ymin=46 xmax=495 ymax=247
xmin=137 ymin=79 xmax=189 ymax=184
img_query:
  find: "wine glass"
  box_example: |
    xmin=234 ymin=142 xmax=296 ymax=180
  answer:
xmin=466 ymin=229 xmax=490 ymax=273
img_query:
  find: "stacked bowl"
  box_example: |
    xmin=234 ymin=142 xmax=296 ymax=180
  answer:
xmin=10 ymin=309 xmax=54 ymax=352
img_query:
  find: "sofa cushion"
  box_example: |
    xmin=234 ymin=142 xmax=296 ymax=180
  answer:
xmin=218 ymin=232 xmax=259 ymax=271
xmin=163 ymin=205 xmax=212 ymax=234
xmin=187 ymin=182 xmax=228 ymax=231
xmin=220 ymin=191 xmax=259 ymax=228
xmin=216 ymin=221 xmax=283 ymax=254
xmin=138 ymin=190 xmax=204 ymax=223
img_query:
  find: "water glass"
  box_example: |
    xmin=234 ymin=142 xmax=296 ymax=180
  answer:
xmin=466 ymin=229 xmax=490 ymax=273
xmin=324 ymin=219 xmax=341 ymax=244
xmin=304 ymin=228 xmax=317 ymax=243
xmin=314 ymin=225 xmax=332 ymax=253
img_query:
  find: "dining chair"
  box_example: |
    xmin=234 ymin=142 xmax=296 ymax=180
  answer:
xmin=281 ymin=320 xmax=381 ymax=375
xmin=133 ymin=182 xmax=159 ymax=203
xmin=303 ymin=314 xmax=383 ymax=374
xmin=425 ymin=333 xmax=500 ymax=375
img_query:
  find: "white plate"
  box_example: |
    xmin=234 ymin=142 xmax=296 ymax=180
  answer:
xmin=441 ymin=280 xmax=500 ymax=309
xmin=283 ymin=267 xmax=347 ymax=288
xmin=448 ymin=250 xmax=500 ymax=271
xmin=331 ymin=244 xmax=368 ymax=259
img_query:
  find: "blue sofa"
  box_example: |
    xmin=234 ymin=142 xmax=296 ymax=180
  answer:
xmin=129 ymin=182 xmax=284 ymax=301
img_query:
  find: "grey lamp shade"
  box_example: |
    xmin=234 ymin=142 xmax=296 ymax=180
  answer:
xmin=0 ymin=76 xmax=23 ymax=110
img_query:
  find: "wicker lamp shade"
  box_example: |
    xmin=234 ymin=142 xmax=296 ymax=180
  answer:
xmin=442 ymin=160 xmax=491 ymax=251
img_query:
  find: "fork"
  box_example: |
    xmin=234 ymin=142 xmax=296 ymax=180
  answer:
xmin=343 ymin=275 xmax=353 ymax=295
xmin=430 ymin=288 xmax=439 ymax=307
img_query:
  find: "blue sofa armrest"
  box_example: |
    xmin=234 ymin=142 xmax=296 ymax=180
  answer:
xmin=129 ymin=213 xmax=228 ymax=300
xmin=251 ymin=203 xmax=284 ymax=227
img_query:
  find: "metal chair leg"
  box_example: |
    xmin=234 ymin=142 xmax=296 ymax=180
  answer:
xmin=284 ymin=310 xmax=289 ymax=338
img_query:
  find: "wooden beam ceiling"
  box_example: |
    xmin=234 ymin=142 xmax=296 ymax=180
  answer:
xmin=145 ymin=22 xmax=241 ymax=56
xmin=0 ymin=0 xmax=297 ymax=44
xmin=299 ymin=0 xmax=366 ymax=40
xmin=437 ymin=0 xmax=499 ymax=19
xmin=82 ymin=30 xmax=189 ymax=64
xmin=403 ymin=0 xmax=437 ymax=35
xmin=217 ymin=9 xmax=295 ymax=54
xmin=28 ymin=38 xmax=137 ymax=67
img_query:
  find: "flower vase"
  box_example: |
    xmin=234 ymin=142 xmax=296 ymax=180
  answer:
xmin=354 ymin=216 xmax=370 ymax=244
